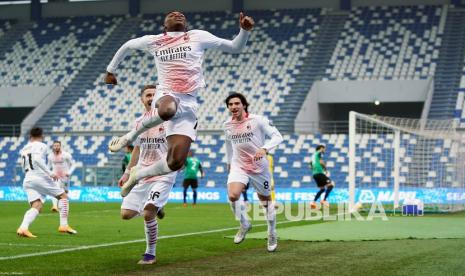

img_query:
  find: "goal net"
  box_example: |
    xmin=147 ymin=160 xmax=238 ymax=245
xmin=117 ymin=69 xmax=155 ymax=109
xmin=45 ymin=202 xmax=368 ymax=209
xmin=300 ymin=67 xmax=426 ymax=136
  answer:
xmin=348 ymin=111 xmax=465 ymax=213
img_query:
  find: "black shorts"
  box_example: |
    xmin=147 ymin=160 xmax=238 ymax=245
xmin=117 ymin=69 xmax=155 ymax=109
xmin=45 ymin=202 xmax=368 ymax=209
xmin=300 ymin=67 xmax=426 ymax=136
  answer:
xmin=183 ymin=179 xmax=198 ymax=189
xmin=313 ymin=173 xmax=331 ymax=187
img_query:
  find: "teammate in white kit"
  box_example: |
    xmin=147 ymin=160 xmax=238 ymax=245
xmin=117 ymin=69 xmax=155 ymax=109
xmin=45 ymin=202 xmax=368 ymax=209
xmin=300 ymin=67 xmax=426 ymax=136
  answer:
xmin=103 ymin=11 xmax=254 ymax=197
xmin=17 ymin=127 xmax=77 ymax=238
xmin=223 ymin=93 xmax=283 ymax=252
xmin=48 ymin=141 xmax=75 ymax=212
xmin=118 ymin=85 xmax=177 ymax=265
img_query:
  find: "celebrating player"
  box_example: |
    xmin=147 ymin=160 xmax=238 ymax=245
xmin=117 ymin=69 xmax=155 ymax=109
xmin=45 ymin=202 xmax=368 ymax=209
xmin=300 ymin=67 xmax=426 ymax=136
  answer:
xmin=223 ymin=93 xmax=283 ymax=252
xmin=309 ymin=145 xmax=335 ymax=209
xmin=182 ymin=150 xmax=205 ymax=207
xmin=48 ymin=140 xmax=75 ymax=212
xmin=118 ymin=85 xmax=177 ymax=265
xmin=17 ymin=128 xmax=77 ymax=238
xmin=103 ymin=11 xmax=254 ymax=197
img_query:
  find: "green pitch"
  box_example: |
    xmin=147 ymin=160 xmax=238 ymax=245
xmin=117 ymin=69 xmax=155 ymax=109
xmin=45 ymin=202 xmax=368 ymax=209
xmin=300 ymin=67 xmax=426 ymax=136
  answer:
xmin=1 ymin=202 xmax=465 ymax=275
xmin=245 ymin=216 xmax=465 ymax=241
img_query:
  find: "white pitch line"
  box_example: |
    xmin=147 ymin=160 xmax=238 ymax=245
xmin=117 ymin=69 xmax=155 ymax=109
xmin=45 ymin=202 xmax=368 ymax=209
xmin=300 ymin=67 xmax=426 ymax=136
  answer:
xmin=0 ymin=243 xmax=73 ymax=248
xmin=0 ymin=219 xmax=304 ymax=261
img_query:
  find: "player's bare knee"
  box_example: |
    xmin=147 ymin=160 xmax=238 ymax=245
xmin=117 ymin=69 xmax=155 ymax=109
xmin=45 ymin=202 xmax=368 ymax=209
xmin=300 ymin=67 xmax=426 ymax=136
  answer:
xmin=229 ymin=194 xmax=240 ymax=202
xmin=58 ymin=193 xmax=68 ymax=200
xmin=157 ymin=99 xmax=177 ymax=120
xmin=121 ymin=210 xmax=135 ymax=220
xmin=167 ymin=157 xmax=184 ymax=171
xmin=144 ymin=205 xmax=157 ymax=221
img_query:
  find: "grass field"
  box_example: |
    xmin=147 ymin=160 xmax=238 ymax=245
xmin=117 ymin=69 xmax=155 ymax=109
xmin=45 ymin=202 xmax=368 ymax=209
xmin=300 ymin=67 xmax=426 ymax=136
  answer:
xmin=1 ymin=201 xmax=465 ymax=275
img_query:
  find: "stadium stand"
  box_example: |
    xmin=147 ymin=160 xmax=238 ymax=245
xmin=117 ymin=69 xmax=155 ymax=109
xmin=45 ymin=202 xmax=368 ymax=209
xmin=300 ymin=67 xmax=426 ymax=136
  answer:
xmin=325 ymin=5 xmax=445 ymax=81
xmin=455 ymin=65 xmax=465 ymax=128
xmin=429 ymin=8 xmax=465 ymax=119
xmin=0 ymin=132 xmax=456 ymax=189
xmin=0 ymin=16 xmax=123 ymax=87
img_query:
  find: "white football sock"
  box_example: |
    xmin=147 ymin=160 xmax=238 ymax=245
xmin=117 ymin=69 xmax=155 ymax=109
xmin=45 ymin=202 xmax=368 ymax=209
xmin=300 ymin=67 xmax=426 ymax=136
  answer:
xmin=20 ymin=208 xmax=39 ymax=230
xmin=144 ymin=219 xmax=158 ymax=256
xmin=51 ymin=197 xmax=58 ymax=209
xmin=127 ymin=109 xmax=164 ymax=142
xmin=58 ymin=199 xmax=69 ymax=226
xmin=135 ymin=158 xmax=174 ymax=181
xmin=230 ymin=199 xmax=250 ymax=227
xmin=263 ymin=201 xmax=276 ymax=235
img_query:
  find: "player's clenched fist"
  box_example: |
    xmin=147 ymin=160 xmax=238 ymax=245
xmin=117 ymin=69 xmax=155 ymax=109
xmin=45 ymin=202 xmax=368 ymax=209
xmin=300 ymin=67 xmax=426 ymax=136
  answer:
xmin=239 ymin=12 xmax=254 ymax=31
xmin=104 ymin=72 xmax=118 ymax=85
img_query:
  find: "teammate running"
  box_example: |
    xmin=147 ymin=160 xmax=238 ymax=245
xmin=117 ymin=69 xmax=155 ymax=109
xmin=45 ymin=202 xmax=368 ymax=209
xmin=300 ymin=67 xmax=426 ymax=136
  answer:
xmin=223 ymin=93 xmax=283 ymax=252
xmin=103 ymin=11 xmax=254 ymax=197
xmin=48 ymin=141 xmax=75 ymax=212
xmin=182 ymin=150 xmax=205 ymax=207
xmin=309 ymin=145 xmax=335 ymax=209
xmin=118 ymin=85 xmax=177 ymax=265
xmin=17 ymin=127 xmax=77 ymax=238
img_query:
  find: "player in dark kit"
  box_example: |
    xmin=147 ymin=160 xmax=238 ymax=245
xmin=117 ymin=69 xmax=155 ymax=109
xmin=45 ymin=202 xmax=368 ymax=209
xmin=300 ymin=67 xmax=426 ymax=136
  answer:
xmin=183 ymin=150 xmax=205 ymax=207
xmin=310 ymin=145 xmax=335 ymax=209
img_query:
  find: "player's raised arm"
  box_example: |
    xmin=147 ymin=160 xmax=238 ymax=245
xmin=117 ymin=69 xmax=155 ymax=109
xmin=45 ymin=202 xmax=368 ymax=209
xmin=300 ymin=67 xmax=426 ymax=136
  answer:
xmin=104 ymin=36 xmax=153 ymax=84
xmin=200 ymin=12 xmax=254 ymax=53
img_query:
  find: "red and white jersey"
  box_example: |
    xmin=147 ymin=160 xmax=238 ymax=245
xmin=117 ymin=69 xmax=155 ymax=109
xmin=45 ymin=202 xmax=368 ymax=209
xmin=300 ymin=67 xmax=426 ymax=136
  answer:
xmin=107 ymin=29 xmax=250 ymax=93
xmin=47 ymin=151 xmax=74 ymax=179
xmin=20 ymin=141 xmax=53 ymax=182
xmin=224 ymin=114 xmax=283 ymax=174
xmin=134 ymin=110 xmax=177 ymax=184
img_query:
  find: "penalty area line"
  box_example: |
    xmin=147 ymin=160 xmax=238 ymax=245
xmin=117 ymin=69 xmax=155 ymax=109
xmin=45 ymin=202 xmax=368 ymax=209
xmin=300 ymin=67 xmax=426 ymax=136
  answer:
xmin=0 ymin=219 xmax=307 ymax=261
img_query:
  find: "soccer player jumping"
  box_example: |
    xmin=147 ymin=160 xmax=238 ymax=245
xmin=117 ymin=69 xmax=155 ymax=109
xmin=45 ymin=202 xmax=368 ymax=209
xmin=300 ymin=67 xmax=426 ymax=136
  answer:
xmin=104 ymin=11 xmax=254 ymax=197
xmin=223 ymin=93 xmax=283 ymax=252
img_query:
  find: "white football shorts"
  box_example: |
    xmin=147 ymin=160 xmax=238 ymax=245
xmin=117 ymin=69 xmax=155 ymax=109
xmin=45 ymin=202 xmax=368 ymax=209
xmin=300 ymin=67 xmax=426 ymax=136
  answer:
xmin=121 ymin=179 xmax=174 ymax=213
xmin=23 ymin=177 xmax=65 ymax=204
xmin=227 ymin=169 xmax=272 ymax=197
xmin=152 ymin=90 xmax=199 ymax=141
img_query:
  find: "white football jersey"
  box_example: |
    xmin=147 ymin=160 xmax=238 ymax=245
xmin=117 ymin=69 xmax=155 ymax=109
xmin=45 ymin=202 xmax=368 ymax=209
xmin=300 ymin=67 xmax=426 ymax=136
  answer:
xmin=134 ymin=110 xmax=177 ymax=184
xmin=20 ymin=141 xmax=52 ymax=181
xmin=47 ymin=151 xmax=74 ymax=178
xmin=224 ymin=114 xmax=283 ymax=174
xmin=107 ymin=29 xmax=249 ymax=93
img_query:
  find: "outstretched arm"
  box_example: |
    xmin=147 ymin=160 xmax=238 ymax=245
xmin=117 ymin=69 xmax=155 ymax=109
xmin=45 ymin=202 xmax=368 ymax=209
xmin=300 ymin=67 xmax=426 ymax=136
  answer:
xmin=105 ymin=36 xmax=152 ymax=84
xmin=201 ymin=12 xmax=255 ymax=54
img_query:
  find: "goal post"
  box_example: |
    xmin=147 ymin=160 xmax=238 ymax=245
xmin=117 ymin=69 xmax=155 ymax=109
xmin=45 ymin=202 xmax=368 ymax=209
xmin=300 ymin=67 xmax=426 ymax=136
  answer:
xmin=348 ymin=111 xmax=465 ymax=213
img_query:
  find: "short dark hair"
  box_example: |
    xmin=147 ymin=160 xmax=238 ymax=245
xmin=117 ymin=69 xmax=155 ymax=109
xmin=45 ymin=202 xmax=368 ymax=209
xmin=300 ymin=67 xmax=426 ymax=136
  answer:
xmin=316 ymin=145 xmax=325 ymax=151
xmin=225 ymin=92 xmax=249 ymax=113
xmin=29 ymin=127 xmax=43 ymax=138
xmin=53 ymin=140 xmax=61 ymax=145
xmin=127 ymin=144 xmax=134 ymax=150
xmin=140 ymin=84 xmax=156 ymax=97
